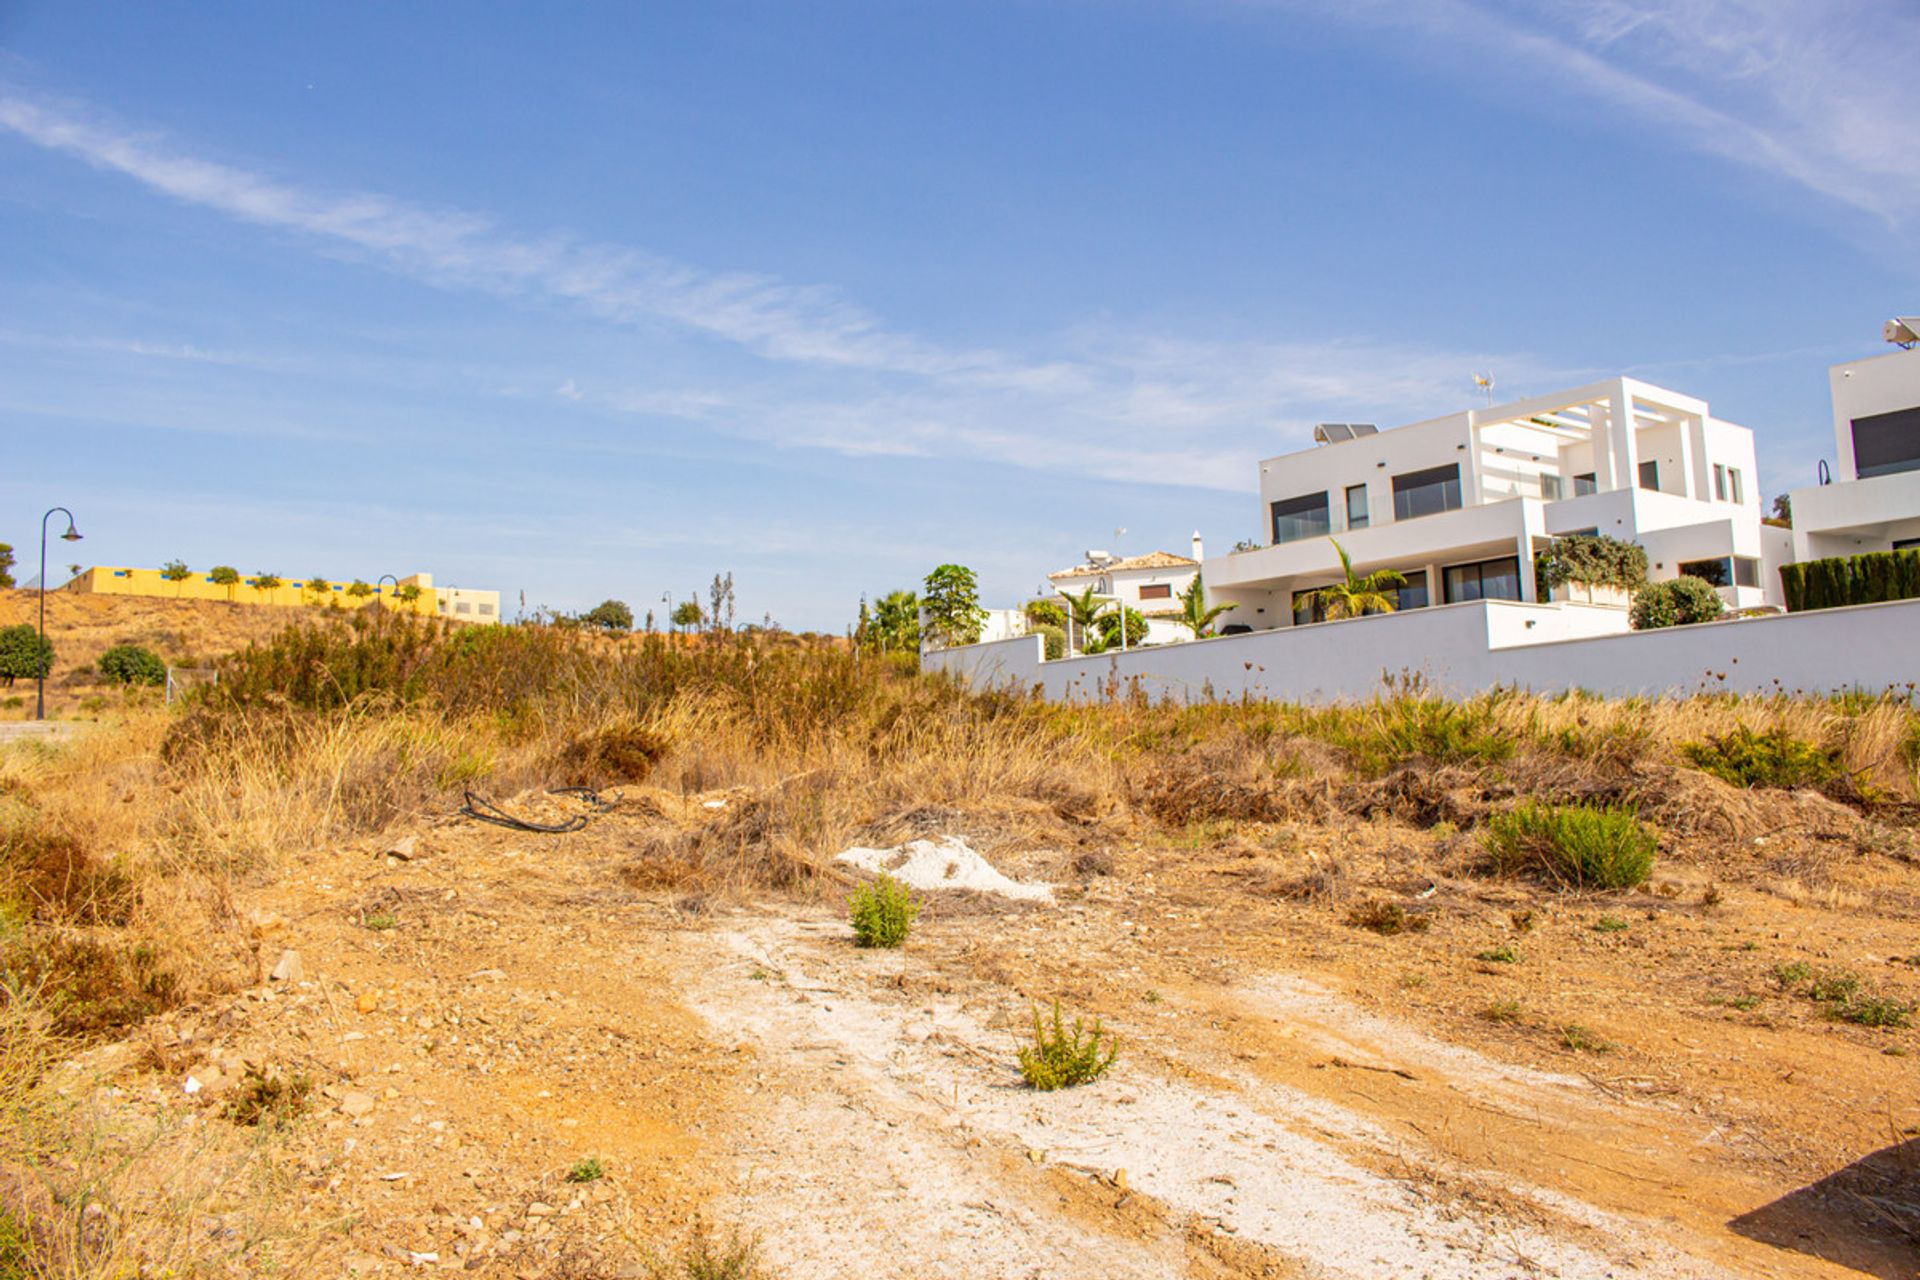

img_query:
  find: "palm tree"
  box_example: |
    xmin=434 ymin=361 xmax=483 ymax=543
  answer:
xmin=1309 ymin=540 xmax=1406 ymax=620
xmin=1059 ymin=585 xmax=1108 ymax=655
xmin=1177 ymin=573 xmax=1236 ymax=638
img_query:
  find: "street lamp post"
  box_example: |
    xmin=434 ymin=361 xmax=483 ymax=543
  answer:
xmin=37 ymin=507 xmax=82 ymax=721
xmin=376 ymin=574 xmax=399 ymax=608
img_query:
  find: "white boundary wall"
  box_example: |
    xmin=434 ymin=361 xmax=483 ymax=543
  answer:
xmin=923 ymin=598 xmax=1920 ymax=703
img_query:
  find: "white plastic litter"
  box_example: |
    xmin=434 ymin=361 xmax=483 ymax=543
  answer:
xmin=834 ymin=835 xmax=1053 ymax=902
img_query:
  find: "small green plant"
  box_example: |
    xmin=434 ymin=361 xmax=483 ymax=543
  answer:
xmin=1682 ymin=726 xmax=1841 ymax=790
xmin=1592 ymin=915 xmax=1630 ymax=933
xmin=847 ymin=873 xmax=920 ymax=948
xmin=223 ymin=1068 xmax=312 ymax=1127
xmin=97 ymin=643 xmax=168 ymax=687
xmin=1017 ymin=999 xmax=1118 ymax=1091
xmin=1771 ymin=961 xmax=1815 ymax=988
xmin=1559 ymin=1024 xmax=1613 ymax=1053
xmin=1476 ymin=944 xmax=1522 ymax=964
xmin=1482 ymin=999 xmax=1522 ymax=1023
xmin=1483 ymin=801 xmax=1656 ymax=890
xmin=360 ymin=911 xmax=397 ymax=931
xmin=1508 ymin=908 xmax=1535 ymax=933
xmin=1142 ymin=989 xmax=1163 ymax=1004
xmin=644 ymin=1220 xmax=764 ymax=1280
xmin=1346 ymin=901 xmax=1430 ymax=935
xmin=1630 ymin=575 xmax=1724 ymax=630
xmin=1807 ymin=971 xmax=1861 ymax=1004
xmin=1729 ymin=995 xmax=1761 ymax=1011
xmin=1838 ymin=995 xmax=1913 ymax=1028
xmin=567 ymin=1156 xmax=606 ymax=1183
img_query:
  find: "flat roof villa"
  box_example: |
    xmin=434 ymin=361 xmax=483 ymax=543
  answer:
xmin=1787 ymin=343 xmax=1920 ymax=562
xmin=1204 ymin=376 xmax=1789 ymax=631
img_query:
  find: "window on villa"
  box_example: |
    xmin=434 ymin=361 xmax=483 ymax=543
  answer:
xmin=1678 ymin=557 xmax=1732 ymax=587
xmin=1713 ymin=463 xmax=1727 ymax=500
xmin=1138 ymin=583 xmax=1172 ymax=600
xmin=1727 ymin=468 xmax=1744 ymax=503
xmin=455 ymin=602 xmax=472 ymax=614
xmin=1396 ymin=570 xmax=1429 ymax=611
xmin=1896 ymin=538 xmax=1920 ymax=551
xmin=1852 ymin=406 xmax=1920 ymax=478
xmin=1442 ymin=556 xmax=1521 ymax=604
xmin=1733 ymin=557 xmax=1760 ymax=588
xmin=1270 ymin=491 xmax=1332 ymax=545
xmin=1539 ymin=474 xmax=1563 ymax=500
xmin=1638 ymin=460 xmax=1659 ymax=491
xmin=1391 ymin=464 xmax=1462 ymax=521
xmin=1573 ymin=472 xmax=1597 ymax=496
xmin=1345 ymin=484 xmax=1369 ymax=530
xmin=1291 ymin=588 xmax=1327 ymax=626
xmin=478 ymin=603 xmax=496 ymax=615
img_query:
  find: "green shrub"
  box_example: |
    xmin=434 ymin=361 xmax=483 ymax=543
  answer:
xmin=847 ymin=873 xmax=919 ymax=948
xmin=1630 ymin=576 xmax=1724 ymax=630
xmin=567 ymin=1156 xmax=606 ymax=1183
xmin=0 ymin=623 xmax=52 ymax=684
xmin=1024 ymin=598 xmax=1067 ymax=629
xmin=1483 ymin=801 xmax=1657 ymax=889
xmin=1033 ymin=623 xmax=1067 ymax=661
xmin=1682 ymin=726 xmax=1840 ymax=790
xmin=97 ymin=643 xmax=167 ymax=687
xmin=1780 ymin=548 xmax=1920 ymax=612
xmin=1534 ymin=534 xmax=1648 ymax=596
xmin=1838 ymin=995 xmax=1914 ymax=1028
xmin=1476 ymin=944 xmax=1522 ymax=964
xmin=1095 ymin=606 xmax=1148 ymax=649
xmin=223 ymin=1068 xmax=311 ymax=1127
xmin=1017 ymin=999 xmax=1117 ymax=1091
xmin=1301 ymin=690 xmax=1515 ymax=774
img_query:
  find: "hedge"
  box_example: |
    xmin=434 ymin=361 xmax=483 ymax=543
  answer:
xmin=1779 ymin=548 xmax=1920 ymax=613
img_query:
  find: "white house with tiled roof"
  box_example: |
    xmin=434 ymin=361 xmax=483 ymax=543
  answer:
xmin=1049 ymin=536 xmax=1205 ymax=645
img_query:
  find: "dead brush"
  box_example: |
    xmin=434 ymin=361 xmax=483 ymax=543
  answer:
xmin=1274 ymin=854 xmax=1351 ymax=903
xmin=1345 ymin=900 xmax=1431 ymax=935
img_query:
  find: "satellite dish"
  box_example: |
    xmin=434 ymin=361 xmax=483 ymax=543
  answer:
xmin=1885 ymin=317 xmax=1920 ymax=349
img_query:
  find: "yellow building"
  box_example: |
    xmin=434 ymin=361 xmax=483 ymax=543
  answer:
xmin=64 ymin=567 xmax=501 ymax=621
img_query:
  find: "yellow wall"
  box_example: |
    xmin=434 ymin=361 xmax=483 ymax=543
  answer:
xmin=66 ymin=567 xmax=441 ymax=615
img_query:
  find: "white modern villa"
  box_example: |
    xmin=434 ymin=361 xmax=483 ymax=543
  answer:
xmin=1785 ymin=339 xmax=1920 ymax=561
xmin=1204 ymin=376 xmax=1789 ymax=632
xmin=1048 ymin=539 xmax=1202 ymax=645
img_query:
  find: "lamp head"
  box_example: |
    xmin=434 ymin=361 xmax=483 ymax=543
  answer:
xmin=61 ymin=523 xmax=81 ymax=542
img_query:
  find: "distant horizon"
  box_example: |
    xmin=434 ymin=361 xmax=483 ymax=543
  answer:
xmin=4 ymin=2 xmax=1914 ymax=629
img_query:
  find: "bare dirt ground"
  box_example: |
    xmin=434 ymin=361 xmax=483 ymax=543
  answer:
xmin=45 ymin=781 xmax=1919 ymax=1279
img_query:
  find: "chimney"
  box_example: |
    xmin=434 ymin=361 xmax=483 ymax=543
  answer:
xmin=1191 ymin=530 xmax=1205 ymax=561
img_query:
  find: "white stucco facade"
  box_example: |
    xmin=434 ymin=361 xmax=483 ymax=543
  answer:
xmin=1786 ymin=346 xmax=1920 ymax=561
xmin=1048 ymin=544 xmax=1203 ymax=647
xmin=1206 ymin=377 xmax=1776 ymax=631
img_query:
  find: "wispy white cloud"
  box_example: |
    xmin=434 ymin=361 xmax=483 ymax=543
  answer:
xmin=0 ymin=83 xmax=1555 ymax=491
xmin=1280 ymin=0 xmax=1920 ymax=228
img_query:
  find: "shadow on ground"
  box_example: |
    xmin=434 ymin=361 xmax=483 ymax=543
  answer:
xmin=1730 ymin=1137 xmax=1920 ymax=1279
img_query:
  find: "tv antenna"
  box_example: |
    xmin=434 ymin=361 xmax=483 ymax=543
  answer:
xmin=1473 ymin=373 xmax=1495 ymax=406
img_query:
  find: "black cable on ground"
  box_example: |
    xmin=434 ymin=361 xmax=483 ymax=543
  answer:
xmin=459 ymin=787 xmax=610 ymax=833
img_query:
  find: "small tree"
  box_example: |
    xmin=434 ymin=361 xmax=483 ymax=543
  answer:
xmin=210 ymin=565 xmax=240 ymax=602
xmin=921 ymin=564 xmax=987 ymax=649
xmin=1766 ymin=494 xmax=1793 ymax=529
xmin=395 ymin=583 xmax=423 ymax=607
xmin=1059 ymin=585 xmax=1107 ymax=655
xmin=98 ymin=643 xmax=166 ymax=686
xmin=304 ymin=575 xmax=333 ymax=605
xmin=0 ymin=624 xmax=52 ymax=686
xmin=1176 ymin=574 xmax=1235 ymax=638
xmin=346 ymin=579 xmax=374 ymax=602
xmin=583 ymin=599 xmax=634 ymax=631
xmin=869 ymin=589 xmax=920 ymax=653
xmin=1309 ymin=540 xmax=1405 ymax=620
xmin=160 ymin=559 xmax=192 ymax=596
xmin=0 ymin=543 xmax=16 ymax=589
xmin=670 ymin=600 xmax=705 ymax=631
xmin=252 ymin=571 xmax=284 ymax=604
xmin=1095 ymin=605 xmax=1148 ymax=649
xmin=1024 ymin=598 xmax=1067 ymax=629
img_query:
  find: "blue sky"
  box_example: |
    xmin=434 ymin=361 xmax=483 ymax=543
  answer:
xmin=2 ymin=1 xmax=1914 ymax=629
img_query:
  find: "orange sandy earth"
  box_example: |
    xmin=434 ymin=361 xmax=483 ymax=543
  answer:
xmin=46 ymin=778 xmax=1920 ymax=1279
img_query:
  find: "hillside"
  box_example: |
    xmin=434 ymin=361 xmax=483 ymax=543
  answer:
xmin=0 ymin=589 xmax=350 ymax=720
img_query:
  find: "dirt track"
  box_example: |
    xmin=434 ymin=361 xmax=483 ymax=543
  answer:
xmin=52 ymin=781 xmax=1917 ymax=1278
